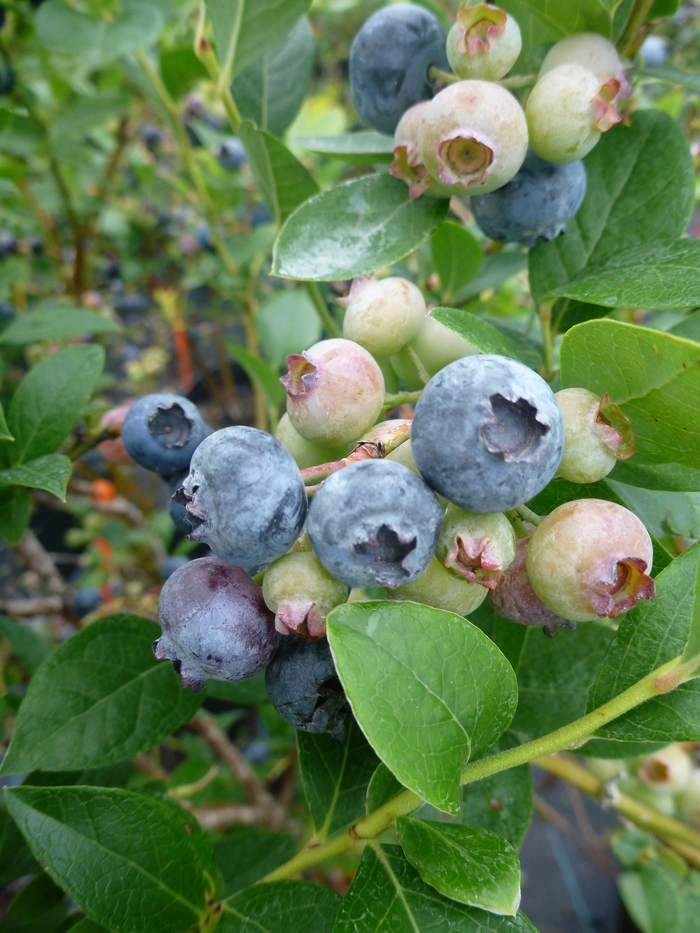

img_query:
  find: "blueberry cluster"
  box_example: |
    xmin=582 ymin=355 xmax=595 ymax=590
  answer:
xmin=349 ymin=4 xmax=634 ymax=245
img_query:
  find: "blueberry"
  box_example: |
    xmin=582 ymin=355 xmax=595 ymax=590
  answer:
xmin=72 ymin=586 xmax=105 ymax=618
xmin=0 ymin=63 xmax=14 ymax=96
xmin=155 ymin=556 xmax=279 ymax=691
xmin=0 ymin=231 xmax=18 ymax=258
xmin=168 ymin=472 xmax=192 ymax=535
xmin=411 ymin=354 xmax=565 ymax=512
xmin=265 ymin=636 xmax=350 ymax=741
xmin=640 ymin=35 xmax=669 ymax=68
xmin=159 ymin=555 xmax=189 ymax=580
xmin=250 ymin=203 xmax=271 ymax=227
xmin=471 ymin=149 xmax=587 ymax=247
xmin=216 ymin=136 xmax=246 ymax=170
xmin=121 ymin=394 xmax=209 ymax=476
xmin=194 ymin=222 xmax=215 ymax=252
xmin=307 ymin=459 xmax=443 ymax=589
xmin=349 ymin=3 xmax=450 ymax=135
xmin=174 ymin=426 xmax=308 ymax=575
xmin=114 ymin=293 xmax=152 ymax=324
xmin=139 ymin=122 xmax=165 ymax=151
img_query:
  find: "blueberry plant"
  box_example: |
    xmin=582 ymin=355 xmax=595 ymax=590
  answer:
xmin=0 ymin=0 xmax=699 ymax=931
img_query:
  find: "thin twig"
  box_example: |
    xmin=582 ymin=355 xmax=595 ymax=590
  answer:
xmin=192 ymin=804 xmax=273 ymax=831
xmin=17 ymin=530 xmax=65 ymax=596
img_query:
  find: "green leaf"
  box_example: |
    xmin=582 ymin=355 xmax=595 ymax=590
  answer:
xmin=471 ymin=602 xmax=612 ymax=741
xmin=431 ymin=308 xmax=521 ymax=359
xmin=415 ymin=735 xmax=533 ymax=850
xmin=560 ymin=320 xmax=700 ymax=470
xmin=430 ymin=222 xmax=483 ymax=304
xmin=0 ymin=454 xmax=71 ymax=500
xmin=334 ymin=843 xmax=537 ymax=933
xmin=219 ymin=881 xmax=340 ymax=933
xmin=327 ymin=601 xmax=518 ymax=815
xmin=256 ymin=287 xmax=321 ymax=368
xmin=238 ymin=120 xmax=318 ymax=226
xmin=618 ymin=863 xmax=700 ymax=933
xmin=545 ymin=240 xmax=700 ymax=310
xmin=0 ymin=805 xmax=40 ymax=883
xmin=207 ymin=0 xmax=312 ymax=82
xmin=456 ymin=252 xmax=528 ymax=304
xmin=0 ymin=614 xmax=203 ymax=775
xmin=0 ymin=107 xmax=13 ymax=133
xmin=649 ymin=0 xmax=682 ymax=18
xmin=214 ymin=828 xmax=297 ymax=897
xmin=0 ymin=401 xmax=12 ymax=441
xmin=6 ymin=872 xmax=64 ymax=922
xmin=682 ymin=545 xmax=700 ymax=665
xmin=4 ymin=344 xmax=104 ymax=467
xmin=586 ymin=543 xmax=700 ymax=746
xmin=0 ymin=487 xmax=32 ymax=546
xmin=66 ymin=921 xmax=109 ymax=933
xmin=607 ymin=480 xmax=700 ymax=541
xmin=231 ymin=17 xmax=314 ymax=137
xmin=0 ymin=307 xmax=120 ymax=346
xmin=638 ymin=66 xmax=700 ymax=93
xmin=273 ymin=175 xmax=449 ymax=282
xmin=609 ymin=459 xmax=700 ymax=493
xmin=35 ymin=0 xmax=163 ymax=63
xmin=51 ymin=93 xmax=130 ymax=145
xmin=397 ymin=818 xmax=521 ymax=916
xmin=228 ymin=344 xmax=286 ymax=406
xmin=528 ymin=111 xmax=695 ymax=319
xmin=297 ymin=719 xmax=379 ymax=842
xmin=367 ymin=763 xmax=406 ymax=814
xmin=5 ymin=786 xmax=214 ymax=933
xmin=160 ymin=46 xmax=208 ymax=99
xmin=0 ymin=615 xmax=51 ymax=676
xmin=205 ymin=671 xmax=269 ymax=705
xmin=296 ymin=131 xmax=395 ymax=164
xmin=497 ymin=1 xmax=611 ymax=68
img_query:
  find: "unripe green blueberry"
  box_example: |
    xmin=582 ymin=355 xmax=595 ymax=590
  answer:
xmin=586 ymin=758 xmax=628 ymax=782
xmin=618 ymin=778 xmax=677 ymax=816
xmin=280 ymin=338 xmax=385 ymax=446
xmin=539 ymin=32 xmax=631 ymax=101
xmin=262 ymin=551 xmax=349 ymax=640
xmin=390 ymin=314 xmax=479 ymax=388
xmin=391 ymin=102 xmax=457 ymax=199
xmin=676 ymin=770 xmax=700 ymax=826
xmin=418 ymin=80 xmax=528 ymax=194
xmin=555 ymin=388 xmax=633 ymax=484
xmin=526 ymin=64 xmax=621 ymax=164
xmin=275 ymin=413 xmax=351 ymax=469
xmin=341 ymin=276 xmax=426 ymax=357
xmin=438 ymin=504 xmax=516 ymax=589
xmin=636 ymin=745 xmax=692 ymax=794
xmin=526 ymin=499 xmax=655 ymax=623
xmin=446 ymin=3 xmax=522 ymax=82
xmin=386 ymin=437 xmax=420 ymax=475
xmin=389 ymin=556 xmax=487 ymax=616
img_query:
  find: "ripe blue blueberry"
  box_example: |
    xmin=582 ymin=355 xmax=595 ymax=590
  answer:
xmin=307 ymin=459 xmax=443 ymax=588
xmin=411 ymin=354 xmax=565 ymax=512
xmin=174 ymin=426 xmax=308 ymax=574
xmin=265 ymin=635 xmax=350 ymax=741
xmin=470 ymin=149 xmax=587 ymax=247
xmin=72 ymin=586 xmax=105 ymax=618
xmin=216 ymin=136 xmax=247 ymax=170
xmin=349 ymin=3 xmax=450 ymax=135
xmin=155 ymin=556 xmax=279 ymax=692
xmin=121 ymin=393 xmax=209 ymax=476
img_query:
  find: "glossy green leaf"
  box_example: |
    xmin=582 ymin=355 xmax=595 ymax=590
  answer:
xmin=0 ymin=401 xmax=13 ymax=441
xmin=35 ymin=0 xmax=163 ymax=62
xmin=609 ymin=459 xmax=700 ymax=493
xmin=334 ymin=843 xmax=537 ymax=933
xmin=618 ymin=863 xmax=700 ymax=933
xmin=0 ymin=804 xmax=40 ymax=884
xmin=272 ymin=175 xmax=449 ymax=282
xmin=256 ymin=287 xmax=321 ymax=368
xmin=4 ymin=344 xmax=104 ymax=467
xmin=497 ymin=1 xmax=611 ymax=68
xmin=219 ymin=881 xmax=340 ymax=933
xmin=207 ymin=0 xmax=312 ymax=81
xmin=238 ymin=120 xmax=317 ymax=225
xmin=682 ymin=546 xmax=700 ymax=665
xmin=607 ymin=480 xmax=700 ymax=541
xmin=214 ymin=828 xmax=297 ymax=897
xmin=65 ymin=921 xmax=109 ymax=933
xmin=298 ymin=719 xmax=379 ymax=841
xmin=456 ymin=252 xmax=528 ymax=304
xmin=6 ymin=872 xmax=64 ymax=922
xmin=431 ymin=308 xmax=521 ymax=359
xmin=430 ymin=223 xmax=483 ymax=305
xmin=51 ymin=93 xmax=130 ymax=145
xmin=0 ymin=307 xmax=120 ymax=346
xmin=228 ymin=344 xmax=286 ymax=406
xmin=0 ymin=615 xmax=51 ymax=676
xmin=6 ymin=786 xmax=214 ymax=933
xmin=297 ymin=132 xmax=395 ymax=164
xmin=0 ymin=454 xmax=71 ymax=500
xmin=560 ymin=320 xmax=700 ymax=470
xmin=205 ymin=671 xmax=269 ymax=705
xmin=586 ymin=543 xmax=700 ymax=746
xmin=366 ymin=763 xmax=406 ymax=815
xmin=231 ymin=17 xmax=314 ymax=137
xmin=160 ymin=46 xmax=208 ymax=99
xmin=327 ymin=601 xmax=518 ymax=815
xmin=398 ymin=819 xmax=521 ymax=916
xmin=415 ymin=735 xmax=533 ymax=850
xmin=529 ymin=111 xmax=695 ymax=319
xmin=649 ymin=0 xmax=682 ymax=18
xmin=0 ymin=615 xmax=203 ymax=775
xmin=545 ymin=240 xmax=700 ymax=310
xmin=0 ymin=487 xmax=32 ymax=546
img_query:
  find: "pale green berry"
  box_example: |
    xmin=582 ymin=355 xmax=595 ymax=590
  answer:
xmin=586 ymin=758 xmax=628 ymax=782
xmin=556 ymin=388 xmax=619 ymax=483
xmin=342 ymin=276 xmax=426 ymax=357
xmin=447 ymin=3 xmax=522 ymax=82
xmin=275 ymin=413 xmax=351 ymax=469
xmin=637 ymin=744 xmax=692 ymax=794
xmin=390 ymin=314 xmax=479 ymax=388
xmin=262 ymin=551 xmax=349 ymax=640
xmin=539 ymin=32 xmax=631 ymax=100
xmin=389 ymin=556 xmax=487 ymax=616
xmin=391 ymin=102 xmax=458 ymax=199
xmin=386 ymin=437 xmax=420 ymax=475
xmin=619 ymin=777 xmax=677 ymax=816
xmin=676 ymin=769 xmax=700 ymax=826
xmin=438 ymin=504 xmax=516 ymax=588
